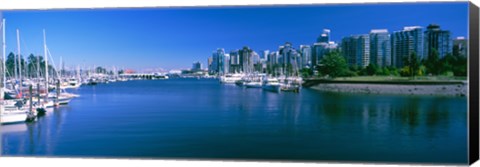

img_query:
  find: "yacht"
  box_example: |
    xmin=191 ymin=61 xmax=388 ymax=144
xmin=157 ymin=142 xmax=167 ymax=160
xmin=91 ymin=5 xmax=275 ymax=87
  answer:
xmin=262 ymin=77 xmax=281 ymax=92
xmin=61 ymin=78 xmax=82 ymax=89
xmin=1 ymin=110 xmax=28 ymax=124
xmin=245 ymin=80 xmax=263 ymax=88
xmin=220 ymin=73 xmax=244 ymax=84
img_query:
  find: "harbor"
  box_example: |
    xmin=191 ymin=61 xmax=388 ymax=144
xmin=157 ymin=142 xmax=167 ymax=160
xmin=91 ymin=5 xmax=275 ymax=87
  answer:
xmin=0 ymin=3 xmax=471 ymax=165
xmin=0 ymin=78 xmax=468 ymax=163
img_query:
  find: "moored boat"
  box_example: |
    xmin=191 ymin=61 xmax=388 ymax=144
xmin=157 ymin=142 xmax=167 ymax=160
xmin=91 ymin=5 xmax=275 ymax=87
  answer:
xmin=262 ymin=77 xmax=281 ymax=92
xmin=220 ymin=73 xmax=244 ymax=84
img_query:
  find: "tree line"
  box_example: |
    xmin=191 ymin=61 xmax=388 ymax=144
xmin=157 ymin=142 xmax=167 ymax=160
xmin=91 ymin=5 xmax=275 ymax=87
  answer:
xmin=4 ymin=52 xmax=57 ymax=78
xmin=2 ymin=52 xmax=120 ymax=79
xmin=310 ymin=48 xmax=467 ymax=79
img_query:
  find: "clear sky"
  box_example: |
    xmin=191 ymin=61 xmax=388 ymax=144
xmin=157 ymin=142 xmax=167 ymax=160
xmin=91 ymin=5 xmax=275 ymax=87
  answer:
xmin=1 ymin=2 xmax=469 ymax=71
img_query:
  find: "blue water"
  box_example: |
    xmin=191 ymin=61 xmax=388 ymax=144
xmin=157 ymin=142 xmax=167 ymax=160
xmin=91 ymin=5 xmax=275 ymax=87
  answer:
xmin=1 ymin=78 xmax=468 ymax=164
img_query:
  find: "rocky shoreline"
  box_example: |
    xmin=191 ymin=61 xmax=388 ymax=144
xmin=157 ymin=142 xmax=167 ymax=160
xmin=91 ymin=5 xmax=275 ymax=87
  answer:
xmin=309 ymin=82 xmax=467 ymax=96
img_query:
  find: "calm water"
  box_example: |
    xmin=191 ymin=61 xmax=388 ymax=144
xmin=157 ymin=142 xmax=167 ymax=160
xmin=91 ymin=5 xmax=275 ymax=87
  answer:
xmin=1 ymin=78 xmax=468 ymax=164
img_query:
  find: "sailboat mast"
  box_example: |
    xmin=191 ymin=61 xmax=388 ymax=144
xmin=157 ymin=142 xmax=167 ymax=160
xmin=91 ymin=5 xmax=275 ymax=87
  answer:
xmin=16 ymin=29 xmax=22 ymax=96
xmin=1 ymin=19 xmax=6 ymax=100
xmin=43 ymin=29 xmax=48 ymax=99
xmin=37 ymin=55 xmax=40 ymax=80
xmin=59 ymin=56 xmax=62 ymax=79
xmin=1 ymin=19 xmax=5 ymax=90
xmin=1 ymin=18 xmax=6 ymax=117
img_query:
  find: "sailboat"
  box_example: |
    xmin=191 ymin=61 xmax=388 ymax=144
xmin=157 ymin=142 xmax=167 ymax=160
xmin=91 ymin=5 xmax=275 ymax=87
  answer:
xmin=1 ymin=19 xmax=30 ymax=124
xmin=280 ymin=53 xmax=302 ymax=92
xmin=244 ymin=73 xmax=264 ymax=88
xmin=42 ymin=30 xmax=78 ymax=106
xmin=262 ymin=76 xmax=281 ymax=92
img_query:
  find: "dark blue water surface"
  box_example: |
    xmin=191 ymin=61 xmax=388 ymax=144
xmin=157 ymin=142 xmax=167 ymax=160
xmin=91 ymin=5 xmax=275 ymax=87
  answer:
xmin=1 ymin=78 xmax=468 ymax=164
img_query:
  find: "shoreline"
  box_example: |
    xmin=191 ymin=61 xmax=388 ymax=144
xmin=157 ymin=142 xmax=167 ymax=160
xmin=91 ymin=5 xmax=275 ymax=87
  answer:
xmin=303 ymin=79 xmax=467 ymax=96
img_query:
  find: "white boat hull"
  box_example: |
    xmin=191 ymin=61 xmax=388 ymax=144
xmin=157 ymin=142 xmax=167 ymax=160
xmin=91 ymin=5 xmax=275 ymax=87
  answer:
xmin=1 ymin=112 xmax=27 ymax=124
xmin=245 ymin=82 xmax=263 ymax=88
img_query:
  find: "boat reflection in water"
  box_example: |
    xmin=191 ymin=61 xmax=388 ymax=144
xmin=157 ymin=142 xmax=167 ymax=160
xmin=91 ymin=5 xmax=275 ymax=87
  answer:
xmin=1 ymin=79 xmax=468 ymax=164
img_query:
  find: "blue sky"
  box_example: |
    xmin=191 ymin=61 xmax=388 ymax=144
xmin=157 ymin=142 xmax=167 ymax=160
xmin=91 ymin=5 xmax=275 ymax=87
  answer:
xmin=1 ymin=2 xmax=469 ymax=71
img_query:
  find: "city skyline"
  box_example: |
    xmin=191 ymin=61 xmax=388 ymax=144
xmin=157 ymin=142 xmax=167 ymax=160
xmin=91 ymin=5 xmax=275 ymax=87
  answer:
xmin=1 ymin=2 xmax=468 ymax=71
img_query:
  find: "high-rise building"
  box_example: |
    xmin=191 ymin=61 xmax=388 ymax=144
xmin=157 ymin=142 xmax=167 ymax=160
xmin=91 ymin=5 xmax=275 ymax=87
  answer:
xmin=209 ymin=48 xmax=227 ymax=75
xmin=229 ymin=50 xmax=241 ymax=73
xmin=341 ymin=34 xmax=370 ymax=67
xmin=279 ymin=42 xmax=298 ymax=75
xmin=370 ymin=29 xmax=391 ymax=67
xmin=267 ymin=51 xmax=278 ymax=65
xmin=239 ymin=46 xmax=253 ymax=74
xmin=424 ymin=24 xmax=452 ymax=59
xmin=391 ymin=26 xmax=424 ymax=68
xmin=300 ymin=45 xmax=311 ymax=69
xmin=192 ymin=61 xmax=202 ymax=71
xmin=214 ymin=48 xmax=229 ymax=75
xmin=252 ymin=51 xmax=261 ymax=64
xmin=317 ymin=29 xmax=330 ymax=43
xmin=222 ymin=53 xmax=230 ymax=74
xmin=453 ymin=36 xmax=467 ymax=57
xmin=252 ymin=51 xmax=263 ymax=72
xmin=207 ymin=57 xmax=214 ymax=74
xmin=312 ymin=29 xmax=338 ymax=69
xmin=312 ymin=42 xmax=338 ymax=68
xmin=261 ymin=50 xmax=270 ymax=60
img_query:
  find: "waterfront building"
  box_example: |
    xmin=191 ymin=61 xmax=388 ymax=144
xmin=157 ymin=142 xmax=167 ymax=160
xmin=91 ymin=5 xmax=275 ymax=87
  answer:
xmin=317 ymin=29 xmax=330 ymax=43
xmin=453 ymin=36 xmax=467 ymax=57
xmin=209 ymin=48 xmax=228 ymax=75
xmin=212 ymin=50 xmax=219 ymax=74
xmin=229 ymin=50 xmax=241 ymax=73
xmin=312 ymin=41 xmax=338 ymax=68
xmin=424 ymin=24 xmax=452 ymax=59
xmin=222 ymin=53 xmax=230 ymax=75
xmin=252 ymin=51 xmax=263 ymax=72
xmin=279 ymin=42 xmax=300 ymax=75
xmin=369 ymin=29 xmax=391 ymax=67
xmin=391 ymin=26 xmax=424 ymax=68
xmin=261 ymin=50 xmax=270 ymax=60
xmin=239 ymin=46 xmax=254 ymax=74
xmin=192 ymin=61 xmax=202 ymax=72
xmin=215 ymin=48 xmax=229 ymax=75
xmin=341 ymin=34 xmax=370 ymax=67
xmin=207 ymin=56 xmax=214 ymax=74
xmin=300 ymin=45 xmax=311 ymax=69
xmin=312 ymin=29 xmax=338 ymax=69
xmin=252 ymin=51 xmax=261 ymax=64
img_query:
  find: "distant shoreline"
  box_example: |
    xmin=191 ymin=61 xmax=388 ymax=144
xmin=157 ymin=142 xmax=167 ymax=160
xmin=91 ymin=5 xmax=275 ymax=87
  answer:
xmin=304 ymin=78 xmax=467 ymax=96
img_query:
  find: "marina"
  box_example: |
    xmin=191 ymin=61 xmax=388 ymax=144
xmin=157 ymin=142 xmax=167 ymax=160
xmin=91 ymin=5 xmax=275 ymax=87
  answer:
xmin=0 ymin=3 xmax=472 ymax=165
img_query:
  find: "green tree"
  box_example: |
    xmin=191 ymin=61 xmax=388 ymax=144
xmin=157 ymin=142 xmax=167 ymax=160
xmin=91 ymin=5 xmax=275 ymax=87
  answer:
xmin=6 ymin=52 xmax=16 ymax=77
xmin=349 ymin=65 xmax=360 ymax=76
xmin=388 ymin=66 xmax=400 ymax=76
xmin=382 ymin=67 xmax=391 ymax=76
xmin=439 ymin=53 xmax=454 ymax=75
xmin=365 ymin=63 xmax=380 ymax=76
xmin=452 ymin=53 xmax=467 ymax=76
xmin=403 ymin=52 xmax=420 ymax=79
xmin=399 ymin=66 xmax=411 ymax=77
xmin=318 ymin=51 xmax=348 ymax=78
xmin=299 ymin=68 xmax=312 ymax=78
xmin=424 ymin=48 xmax=441 ymax=75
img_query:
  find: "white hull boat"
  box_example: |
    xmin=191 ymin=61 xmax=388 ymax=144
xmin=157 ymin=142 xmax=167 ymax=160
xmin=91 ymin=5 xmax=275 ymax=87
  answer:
xmin=1 ymin=112 xmax=28 ymax=124
xmin=262 ymin=78 xmax=281 ymax=92
xmin=245 ymin=81 xmax=263 ymax=88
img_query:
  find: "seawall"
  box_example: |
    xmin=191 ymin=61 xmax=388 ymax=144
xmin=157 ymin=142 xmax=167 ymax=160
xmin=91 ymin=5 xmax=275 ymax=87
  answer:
xmin=303 ymin=79 xmax=467 ymax=96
